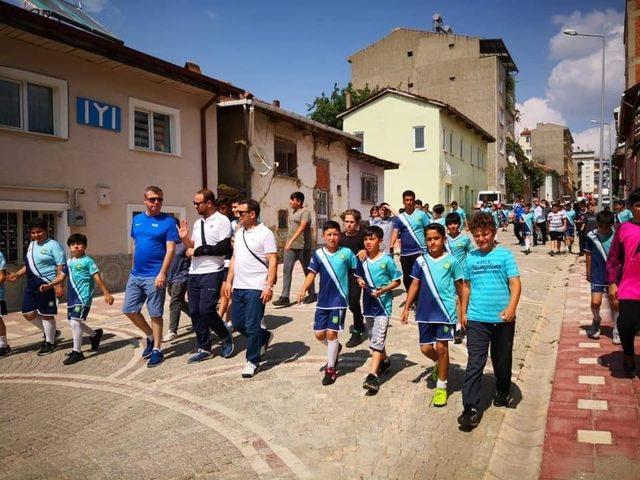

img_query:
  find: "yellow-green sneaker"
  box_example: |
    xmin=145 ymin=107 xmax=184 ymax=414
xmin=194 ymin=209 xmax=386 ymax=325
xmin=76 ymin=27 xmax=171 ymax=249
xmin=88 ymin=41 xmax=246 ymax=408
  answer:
xmin=432 ymin=387 xmax=448 ymax=407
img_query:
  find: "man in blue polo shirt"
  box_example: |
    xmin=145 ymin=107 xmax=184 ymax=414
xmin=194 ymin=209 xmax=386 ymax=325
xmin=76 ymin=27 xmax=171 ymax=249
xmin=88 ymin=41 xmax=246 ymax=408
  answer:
xmin=123 ymin=186 xmax=178 ymax=367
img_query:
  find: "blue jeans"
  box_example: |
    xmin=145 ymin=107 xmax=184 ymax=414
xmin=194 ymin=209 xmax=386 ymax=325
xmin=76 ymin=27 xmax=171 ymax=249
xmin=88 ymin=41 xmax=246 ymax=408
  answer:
xmin=231 ymin=289 xmax=269 ymax=364
xmin=188 ymin=272 xmax=229 ymax=351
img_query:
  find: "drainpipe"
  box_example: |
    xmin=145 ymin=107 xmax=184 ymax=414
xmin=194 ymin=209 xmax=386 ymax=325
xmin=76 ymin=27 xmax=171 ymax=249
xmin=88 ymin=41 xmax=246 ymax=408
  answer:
xmin=200 ymin=95 xmax=218 ymax=189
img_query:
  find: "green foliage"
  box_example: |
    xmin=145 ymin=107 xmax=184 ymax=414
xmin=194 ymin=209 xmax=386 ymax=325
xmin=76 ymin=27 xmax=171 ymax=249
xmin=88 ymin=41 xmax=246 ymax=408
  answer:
xmin=506 ymin=137 xmax=525 ymax=160
xmin=523 ymin=162 xmax=546 ymax=192
xmin=505 ymin=73 xmax=516 ymax=113
xmin=505 ymin=163 xmax=524 ymax=198
xmin=307 ymin=83 xmax=378 ymax=130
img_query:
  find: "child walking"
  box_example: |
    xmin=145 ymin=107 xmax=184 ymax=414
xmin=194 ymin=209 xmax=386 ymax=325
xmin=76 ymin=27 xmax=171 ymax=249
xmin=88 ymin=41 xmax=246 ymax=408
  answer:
xmin=297 ymin=221 xmax=358 ymax=385
xmin=356 ymin=226 xmax=402 ymax=393
xmin=0 ymin=251 xmax=9 ymax=357
xmin=401 ymin=223 xmax=464 ymax=407
xmin=520 ymin=204 xmax=535 ymax=254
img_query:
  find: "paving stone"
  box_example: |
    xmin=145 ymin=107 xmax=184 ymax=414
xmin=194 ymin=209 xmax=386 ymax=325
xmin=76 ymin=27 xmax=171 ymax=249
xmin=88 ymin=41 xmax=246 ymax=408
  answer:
xmin=577 ymin=399 xmax=608 ymax=410
xmin=577 ymin=430 xmax=612 ymax=445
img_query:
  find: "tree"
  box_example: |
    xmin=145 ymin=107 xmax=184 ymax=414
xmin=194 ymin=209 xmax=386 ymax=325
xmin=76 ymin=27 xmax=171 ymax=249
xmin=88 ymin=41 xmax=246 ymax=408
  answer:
xmin=505 ymin=163 xmax=524 ymax=198
xmin=524 ymin=162 xmax=546 ymax=193
xmin=307 ymin=83 xmax=378 ymax=130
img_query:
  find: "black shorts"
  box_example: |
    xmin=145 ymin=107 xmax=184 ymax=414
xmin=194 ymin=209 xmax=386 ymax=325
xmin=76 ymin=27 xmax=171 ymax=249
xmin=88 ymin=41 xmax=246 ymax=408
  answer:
xmin=549 ymin=231 xmax=564 ymax=241
xmin=0 ymin=300 xmax=6 ymax=316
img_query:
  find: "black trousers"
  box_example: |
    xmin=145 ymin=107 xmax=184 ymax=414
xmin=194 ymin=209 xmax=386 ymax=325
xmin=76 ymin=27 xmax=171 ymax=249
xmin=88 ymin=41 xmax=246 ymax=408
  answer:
xmin=348 ymin=275 xmax=364 ymax=332
xmin=533 ymin=222 xmax=547 ymax=246
xmin=618 ymin=300 xmax=640 ymax=356
xmin=513 ymin=222 xmax=524 ymax=245
xmin=188 ymin=272 xmax=230 ymax=351
xmin=462 ymin=321 xmax=515 ymax=410
xmin=400 ymin=253 xmax=421 ymax=292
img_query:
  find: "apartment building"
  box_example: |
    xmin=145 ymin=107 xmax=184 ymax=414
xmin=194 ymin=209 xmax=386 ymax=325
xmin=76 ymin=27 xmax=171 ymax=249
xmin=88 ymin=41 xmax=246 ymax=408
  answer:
xmin=573 ymin=150 xmax=596 ymax=195
xmin=348 ymin=28 xmax=517 ymax=195
xmin=529 ymin=123 xmax=575 ymax=196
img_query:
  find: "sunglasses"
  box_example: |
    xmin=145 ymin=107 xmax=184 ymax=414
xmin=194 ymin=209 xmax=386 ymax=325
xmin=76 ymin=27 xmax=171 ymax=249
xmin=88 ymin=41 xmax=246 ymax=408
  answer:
xmin=237 ymin=210 xmax=250 ymax=216
xmin=146 ymin=197 xmax=163 ymax=203
xmin=193 ymin=201 xmax=207 ymax=207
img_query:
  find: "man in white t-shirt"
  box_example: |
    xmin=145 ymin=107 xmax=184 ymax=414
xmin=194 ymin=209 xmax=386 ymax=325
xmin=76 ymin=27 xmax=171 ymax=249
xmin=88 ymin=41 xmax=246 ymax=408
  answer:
xmin=224 ymin=199 xmax=278 ymax=378
xmin=546 ymin=203 xmax=567 ymax=256
xmin=179 ymin=189 xmax=234 ymax=363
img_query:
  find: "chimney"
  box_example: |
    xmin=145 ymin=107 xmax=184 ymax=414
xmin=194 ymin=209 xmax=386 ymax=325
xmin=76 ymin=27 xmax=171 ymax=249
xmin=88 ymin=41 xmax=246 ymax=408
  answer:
xmin=273 ymin=100 xmax=281 ymax=108
xmin=184 ymin=61 xmax=201 ymax=74
xmin=346 ymin=91 xmax=352 ymax=109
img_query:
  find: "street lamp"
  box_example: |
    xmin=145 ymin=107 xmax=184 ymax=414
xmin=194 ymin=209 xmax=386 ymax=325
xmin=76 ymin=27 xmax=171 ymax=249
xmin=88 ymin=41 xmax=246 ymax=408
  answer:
xmin=590 ymin=119 xmax=614 ymax=206
xmin=564 ymin=29 xmax=606 ymax=210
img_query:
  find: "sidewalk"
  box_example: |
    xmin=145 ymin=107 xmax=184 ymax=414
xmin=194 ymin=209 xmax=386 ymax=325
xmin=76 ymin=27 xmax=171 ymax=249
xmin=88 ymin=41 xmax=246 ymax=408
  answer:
xmin=540 ymin=258 xmax=640 ymax=480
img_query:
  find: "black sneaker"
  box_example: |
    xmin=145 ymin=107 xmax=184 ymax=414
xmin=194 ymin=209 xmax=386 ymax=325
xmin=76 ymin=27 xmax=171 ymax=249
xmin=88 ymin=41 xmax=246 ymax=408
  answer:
xmin=378 ymin=358 xmax=391 ymax=376
xmin=493 ymin=391 xmax=511 ymax=407
xmin=303 ymin=293 xmax=318 ymax=304
xmin=90 ymin=328 xmax=104 ymax=351
xmin=0 ymin=345 xmax=11 ymax=357
xmin=322 ymin=367 xmax=337 ymax=386
xmin=272 ymin=297 xmax=291 ymax=307
xmin=63 ymin=350 xmax=85 ymax=365
xmin=37 ymin=341 xmax=56 ymax=356
xmin=346 ymin=330 xmax=364 ymax=348
xmin=363 ymin=373 xmax=380 ymax=392
xmin=457 ymin=408 xmax=481 ymax=429
xmin=454 ymin=329 xmax=464 ymax=344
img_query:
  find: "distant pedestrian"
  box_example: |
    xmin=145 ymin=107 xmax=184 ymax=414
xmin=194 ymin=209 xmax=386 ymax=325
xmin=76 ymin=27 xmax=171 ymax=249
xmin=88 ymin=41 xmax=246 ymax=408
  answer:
xmin=431 ymin=204 xmax=446 ymax=226
xmin=163 ymin=218 xmax=191 ymax=342
xmin=273 ymin=191 xmax=316 ymax=306
xmin=370 ymin=202 xmax=395 ymax=254
xmin=224 ymin=199 xmax=278 ymax=378
xmin=513 ymin=198 xmax=524 ymax=246
xmin=122 ymin=186 xmax=177 ymax=367
xmin=613 ymin=199 xmax=633 ymax=225
xmin=0 ymin=251 xmax=9 ymax=357
xmin=547 ymin=203 xmax=567 ymax=256
xmin=564 ymin=203 xmax=577 ymax=254
xmin=532 ymin=198 xmax=547 ymax=246
xmin=520 ymin=204 xmax=534 ymax=254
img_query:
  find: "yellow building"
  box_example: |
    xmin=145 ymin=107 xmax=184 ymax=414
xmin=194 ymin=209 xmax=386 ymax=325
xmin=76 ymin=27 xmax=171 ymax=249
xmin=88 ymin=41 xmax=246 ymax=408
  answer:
xmin=340 ymin=89 xmax=494 ymax=212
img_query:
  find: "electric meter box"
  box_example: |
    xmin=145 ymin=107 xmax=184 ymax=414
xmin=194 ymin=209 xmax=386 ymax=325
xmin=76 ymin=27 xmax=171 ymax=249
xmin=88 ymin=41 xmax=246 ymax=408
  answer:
xmin=68 ymin=210 xmax=87 ymax=227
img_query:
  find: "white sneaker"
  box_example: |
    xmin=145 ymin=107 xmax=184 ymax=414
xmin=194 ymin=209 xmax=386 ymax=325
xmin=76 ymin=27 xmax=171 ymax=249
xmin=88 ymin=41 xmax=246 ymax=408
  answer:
xmin=242 ymin=361 xmax=258 ymax=378
xmin=225 ymin=322 xmax=233 ymax=333
xmin=162 ymin=331 xmax=177 ymax=342
xmin=612 ymin=329 xmax=621 ymax=345
xmin=260 ymin=331 xmax=274 ymax=357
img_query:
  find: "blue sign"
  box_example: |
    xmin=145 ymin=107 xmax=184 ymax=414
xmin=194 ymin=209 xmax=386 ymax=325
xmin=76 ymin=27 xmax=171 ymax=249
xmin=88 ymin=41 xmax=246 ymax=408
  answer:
xmin=76 ymin=97 xmax=121 ymax=132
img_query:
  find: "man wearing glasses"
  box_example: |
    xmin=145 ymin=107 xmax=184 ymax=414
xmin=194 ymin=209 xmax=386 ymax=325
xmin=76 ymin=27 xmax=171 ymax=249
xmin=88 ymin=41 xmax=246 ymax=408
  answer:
xmin=179 ymin=189 xmax=234 ymax=363
xmin=123 ymin=186 xmax=178 ymax=367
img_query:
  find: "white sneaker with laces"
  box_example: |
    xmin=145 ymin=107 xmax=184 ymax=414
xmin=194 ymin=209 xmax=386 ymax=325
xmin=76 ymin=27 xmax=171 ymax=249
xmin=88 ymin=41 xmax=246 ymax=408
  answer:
xmin=242 ymin=361 xmax=258 ymax=378
xmin=162 ymin=331 xmax=177 ymax=342
xmin=612 ymin=328 xmax=621 ymax=345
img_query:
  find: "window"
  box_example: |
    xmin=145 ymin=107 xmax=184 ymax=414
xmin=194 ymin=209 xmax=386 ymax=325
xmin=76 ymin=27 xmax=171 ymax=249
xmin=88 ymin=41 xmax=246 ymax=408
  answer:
xmin=407 ymin=51 xmax=413 ymax=57
xmin=277 ymin=209 xmax=288 ymax=229
xmin=275 ymin=137 xmax=298 ymax=177
xmin=449 ymin=132 xmax=453 ymax=153
xmin=129 ymin=98 xmax=181 ymax=155
xmin=460 ymin=138 xmax=464 ymax=158
xmin=0 ymin=66 xmax=68 ymax=138
xmin=361 ymin=173 xmax=378 ymax=203
xmin=442 ymin=128 xmax=446 ymax=150
xmin=499 ymin=78 xmax=504 ymax=94
xmin=499 ymin=107 xmax=505 ymax=126
xmin=470 ymin=145 xmax=474 ymax=165
xmin=445 ymin=184 xmax=452 ymax=204
xmin=354 ymin=131 xmax=364 ymax=153
xmin=499 ymin=138 xmax=505 ymax=156
xmin=477 ymin=147 xmax=481 ymax=167
xmin=526 ymin=149 xmax=532 ymax=156
xmin=0 ymin=211 xmax=18 ymax=263
xmin=413 ymin=126 xmax=425 ymax=151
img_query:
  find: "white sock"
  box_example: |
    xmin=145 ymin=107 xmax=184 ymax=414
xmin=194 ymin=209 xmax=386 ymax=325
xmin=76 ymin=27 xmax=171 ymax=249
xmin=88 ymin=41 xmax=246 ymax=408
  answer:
xmin=436 ymin=379 xmax=448 ymax=389
xmin=591 ymin=308 xmax=601 ymax=324
xmin=69 ymin=319 xmax=83 ymax=352
xmin=41 ymin=317 xmax=57 ymax=343
xmin=613 ymin=311 xmax=619 ymax=335
xmin=327 ymin=339 xmax=340 ymax=368
xmin=80 ymin=322 xmax=96 ymax=337
xmin=0 ymin=336 xmax=7 ymax=348
xmin=30 ymin=316 xmax=44 ymax=332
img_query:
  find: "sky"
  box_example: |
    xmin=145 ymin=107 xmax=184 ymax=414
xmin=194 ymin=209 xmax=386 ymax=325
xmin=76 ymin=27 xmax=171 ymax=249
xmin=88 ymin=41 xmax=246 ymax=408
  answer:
xmin=24 ymin=0 xmax=625 ymax=154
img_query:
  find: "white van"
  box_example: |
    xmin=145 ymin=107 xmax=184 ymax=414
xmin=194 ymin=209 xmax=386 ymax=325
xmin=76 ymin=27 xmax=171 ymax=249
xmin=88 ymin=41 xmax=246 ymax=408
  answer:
xmin=477 ymin=190 xmax=503 ymax=206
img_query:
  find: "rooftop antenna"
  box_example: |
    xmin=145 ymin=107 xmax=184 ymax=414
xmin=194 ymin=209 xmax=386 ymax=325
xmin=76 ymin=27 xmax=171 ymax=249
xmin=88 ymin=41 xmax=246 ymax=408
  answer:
xmin=432 ymin=13 xmax=453 ymax=34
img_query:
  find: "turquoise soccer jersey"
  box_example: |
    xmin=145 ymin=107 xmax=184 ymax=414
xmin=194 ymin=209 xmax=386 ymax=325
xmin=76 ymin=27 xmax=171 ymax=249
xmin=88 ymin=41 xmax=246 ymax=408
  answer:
xmin=433 ymin=217 xmax=446 ymax=227
xmin=410 ymin=253 xmax=464 ymax=324
xmin=393 ymin=210 xmax=430 ymax=256
xmin=565 ymin=209 xmax=576 ymax=227
xmin=464 ymin=247 xmax=520 ymax=323
xmin=522 ymin=212 xmax=534 ymax=234
xmin=451 ymin=207 xmax=467 ymax=223
xmin=308 ymin=247 xmax=357 ymax=309
xmin=617 ymin=209 xmax=633 ymax=223
xmin=0 ymin=251 xmax=5 ymax=301
xmin=445 ymin=233 xmax=474 ymax=269
xmin=64 ymin=256 xmax=100 ymax=307
xmin=585 ymin=229 xmax=614 ymax=287
xmin=355 ymin=253 xmax=402 ymax=317
xmin=25 ymin=238 xmax=66 ymax=284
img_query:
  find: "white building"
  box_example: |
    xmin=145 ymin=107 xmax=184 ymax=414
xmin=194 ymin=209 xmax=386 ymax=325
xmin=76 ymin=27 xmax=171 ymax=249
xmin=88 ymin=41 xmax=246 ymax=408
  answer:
xmin=348 ymin=151 xmax=399 ymax=219
xmin=573 ymin=149 xmax=596 ymax=195
xmin=518 ymin=129 xmax=533 ymax=160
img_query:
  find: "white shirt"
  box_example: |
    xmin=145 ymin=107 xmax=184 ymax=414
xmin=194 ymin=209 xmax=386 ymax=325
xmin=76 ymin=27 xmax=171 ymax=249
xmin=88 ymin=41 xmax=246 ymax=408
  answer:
xmin=371 ymin=216 xmax=395 ymax=252
xmin=547 ymin=211 xmax=566 ymax=232
xmin=533 ymin=205 xmax=545 ymax=223
xmin=232 ymin=223 xmax=277 ymax=290
xmin=189 ymin=212 xmax=232 ymax=274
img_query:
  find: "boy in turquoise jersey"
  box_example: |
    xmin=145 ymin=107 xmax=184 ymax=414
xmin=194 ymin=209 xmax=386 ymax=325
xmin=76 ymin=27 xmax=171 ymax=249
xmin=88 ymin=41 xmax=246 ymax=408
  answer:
xmin=450 ymin=200 xmax=468 ymax=230
xmin=297 ymin=221 xmax=358 ymax=386
xmin=356 ymin=226 xmax=402 ymax=393
xmin=431 ymin=204 xmax=446 ymax=226
xmin=458 ymin=213 xmax=521 ymax=430
xmin=564 ymin=203 xmax=577 ymax=254
xmin=0 ymin=251 xmax=8 ymax=357
xmin=42 ymin=234 xmax=114 ymax=365
xmin=613 ymin=199 xmax=633 ymax=224
xmin=520 ymin=204 xmax=535 ymax=254
xmin=401 ymin=223 xmax=464 ymax=407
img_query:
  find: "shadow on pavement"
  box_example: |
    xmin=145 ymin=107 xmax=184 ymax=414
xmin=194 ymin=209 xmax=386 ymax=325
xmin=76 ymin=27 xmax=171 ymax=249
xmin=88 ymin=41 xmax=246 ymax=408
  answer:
xmin=379 ymin=353 xmax=418 ymax=385
xmin=336 ymin=349 xmax=369 ymax=378
xmin=260 ymin=340 xmax=311 ymax=372
xmin=597 ymin=351 xmax=631 ymax=379
xmin=262 ymin=315 xmax=293 ymax=330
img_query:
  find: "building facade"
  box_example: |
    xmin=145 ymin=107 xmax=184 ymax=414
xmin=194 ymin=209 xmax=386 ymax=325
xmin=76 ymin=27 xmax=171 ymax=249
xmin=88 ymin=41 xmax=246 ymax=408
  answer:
xmin=340 ymin=89 xmax=493 ymax=213
xmin=529 ymin=123 xmax=575 ymax=197
xmin=0 ymin=3 xmax=246 ymax=308
xmin=518 ymin=129 xmax=533 ymax=160
xmin=573 ymin=150 xmax=596 ymax=195
xmin=347 ymin=151 xmax=399 ymax=219
xmin=348 ymin=28 xmax=517 ymax=195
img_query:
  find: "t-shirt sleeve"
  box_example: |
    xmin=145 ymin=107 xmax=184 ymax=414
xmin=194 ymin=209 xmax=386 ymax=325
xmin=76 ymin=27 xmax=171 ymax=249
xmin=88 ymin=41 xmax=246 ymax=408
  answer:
xmin=88 ymin=257 xmax=100 ymax=276
xmin=263 ymin=230 xmax=278 ymax=254
xmin=504 ymin=251 xmax=520 ymax=278
xmin=463 ymin=258 xmax=471 ymax=281
xmin=349 ymin=250 xmax=358 ymax=270
xmin=165 ymin=218 xmax=179 ymax=242
xmin=301 ymin=210 xmax=311 ymax=224
xmin=52 ymin=241 xmax=66 ymax=265
xmin=388 ymin=257 xmax=402 ymax=281
xmin=393 ymin=216 xmax=401 ymax=231
xmin=308 ymin=251 xmax=320 ymax=273
xmin=584 ymin=235 xmax=593 ymax=253
xmin=420 ymin=211 xmax=429 ymax=227
xmin=62 ymin=264 xmax=69 ymax=276
xmin=452 ymin=258 xmax=464 ymax=281
xmin=410 ymin=258 xmax=422 ymax=280
xmin=354 ymin=260 xmax=364 ymax=278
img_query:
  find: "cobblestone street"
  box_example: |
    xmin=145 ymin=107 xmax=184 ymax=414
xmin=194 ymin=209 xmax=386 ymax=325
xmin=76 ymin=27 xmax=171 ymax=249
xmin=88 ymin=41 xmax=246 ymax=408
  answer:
xmin=0 ymin=240 xmax=592 ymax=479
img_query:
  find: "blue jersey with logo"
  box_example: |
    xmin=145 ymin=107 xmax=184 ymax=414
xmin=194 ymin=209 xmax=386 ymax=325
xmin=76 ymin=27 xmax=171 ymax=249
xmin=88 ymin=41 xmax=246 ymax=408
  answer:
xmin=355 ymin=253 xmax=402 ymax=317
xmin=393 ymin=210 xmax=430 ymax=256
xmin=445 ymin=233 xmax=473 ymax=269
xmin=617 ymin=209 xmax=633 ymax=224
xmin=64 ymin=255 xmax=100 ymax=307
xmin=410 ymin=253 xmax=463 ymax=324
xmin=131 ymin=212 xmax=179 ymax=277
xmin=433 ymin=217 xmax=447 ymax=227
xmin=585 ymin=229 xmax=614 ymax=287
xmin=464 ymin=247 xmax=520 ymax=323
xmin=25 ymin=238 xmax=66 ymax=287
xmin=565 ymin=210 xmax=576 ymax=227
xmin=522 ymin=212 xmax=535 ymax=234
xmin=308 ymin=247 xmax=357 ymax=309
xmin=451 ymin=207 xmax=467 ymax=223
xmin=0 ymin=251 xmax=5 ymax=301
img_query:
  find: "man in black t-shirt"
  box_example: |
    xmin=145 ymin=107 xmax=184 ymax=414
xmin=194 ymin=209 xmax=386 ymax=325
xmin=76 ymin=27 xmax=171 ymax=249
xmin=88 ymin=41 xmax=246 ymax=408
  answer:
xmin=578 ymin=202 xmax=598 ymax=254
xmin=339 ymin=209 xmax=366 ymax=347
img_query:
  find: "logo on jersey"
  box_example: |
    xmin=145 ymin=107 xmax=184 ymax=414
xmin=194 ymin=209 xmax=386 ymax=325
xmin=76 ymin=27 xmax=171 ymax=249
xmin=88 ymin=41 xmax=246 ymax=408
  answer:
xmin=74 ymin=305 xmax=82 ymax=313
xmin=443 ymin=325 xmax=450 ymax=333
xmin=444 ymin=262 xmax=451 ymax=270
xmin=152 ymin=223 xmax=159 ymax=228
xmin=331 ymin=315 xmax=340 ymax=324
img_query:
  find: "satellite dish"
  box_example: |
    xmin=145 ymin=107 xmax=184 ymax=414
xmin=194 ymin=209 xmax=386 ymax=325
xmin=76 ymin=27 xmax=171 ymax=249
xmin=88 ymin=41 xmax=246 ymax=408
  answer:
xmin=432 ymin=13 xmax=442 ymax=22
xmin=443 ymin=25 xmax=453 ymax=34
xmin=248 ymin=144 xmax=274 ymax=176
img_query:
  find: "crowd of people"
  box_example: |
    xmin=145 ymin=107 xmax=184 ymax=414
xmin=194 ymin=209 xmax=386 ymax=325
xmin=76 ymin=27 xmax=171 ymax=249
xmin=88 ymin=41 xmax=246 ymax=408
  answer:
xmin=0 ymin=185 xmax=638 ymax=431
